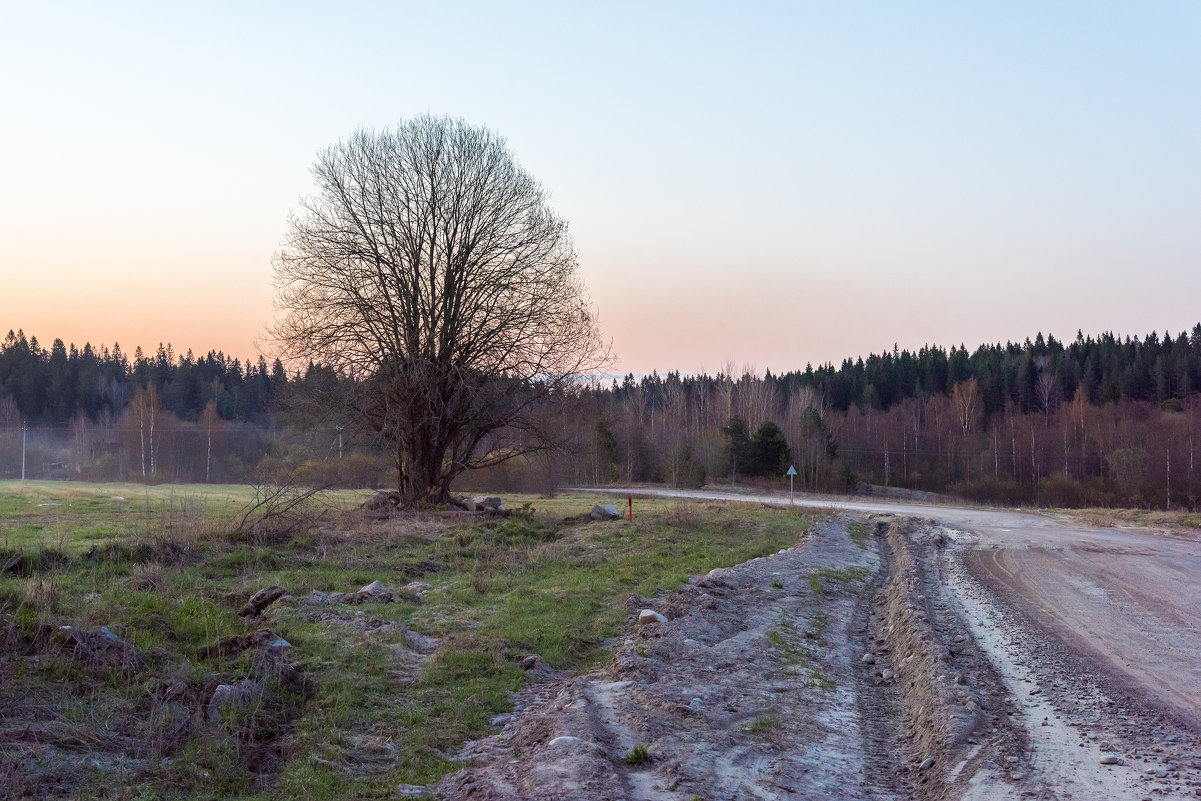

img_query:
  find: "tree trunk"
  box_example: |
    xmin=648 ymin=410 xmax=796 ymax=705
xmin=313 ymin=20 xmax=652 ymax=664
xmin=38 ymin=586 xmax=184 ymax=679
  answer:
xmin=149 ymin=412 xmax=155 ymax=477
xmin=139 ymin=411 xmax=146 ymax=480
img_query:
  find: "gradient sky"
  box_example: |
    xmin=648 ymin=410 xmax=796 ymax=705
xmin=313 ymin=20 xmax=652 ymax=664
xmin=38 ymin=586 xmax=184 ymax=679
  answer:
xmin=2 ymin=1 xmax=1199 ymax=374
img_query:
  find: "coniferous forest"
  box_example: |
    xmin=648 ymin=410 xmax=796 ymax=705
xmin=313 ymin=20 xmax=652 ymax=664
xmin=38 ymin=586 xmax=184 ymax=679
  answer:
xmin=3 ymin=326 xmax=1201 ymax=509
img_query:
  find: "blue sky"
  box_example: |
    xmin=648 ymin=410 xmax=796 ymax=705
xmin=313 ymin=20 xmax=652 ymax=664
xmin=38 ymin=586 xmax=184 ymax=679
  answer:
xmin=1 ymin=1 xmax=1198 ymax=372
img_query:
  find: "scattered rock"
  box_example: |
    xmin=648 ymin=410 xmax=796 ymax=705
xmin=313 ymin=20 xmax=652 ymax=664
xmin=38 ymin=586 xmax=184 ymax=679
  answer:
xmin=362 ymin=491 xmax=399 ymax=511
xmin=360 ymin=580 xmax=390 ymax=596
xmin=402 ymin=582 xmax=432 ymax=602
xmin=397 ymin=784 xmax=428 ymax=797
xmin=348 ymin=580 xmax=398 ymax=604
xmin=1100 ymin=754 xmax=1123 ymax=765
xmin=403 ymin=629 xmax=439 ymax=654
xmin=2 ymin=554 xmax=22 ymax=574
xmin=590 ymin=503 xmax=621 ymax=520
xmin=207 ymin=678 xmax=264 ymax=722
xmin=637 ymin=609 xmax=668 ymax=625
xmin=546 ymin=736 xmax=583 ymax=748
xmin=473 ymin=496 xmax=503 ymax=511
xmin=58 ymin=625 xmax=142 ymax=669
xmin=361 ymin=491 xmax=400 ymax=519
xmin=306 ymin=580 xmax=429 ymax=607
xmin=881 ymin=669 xmax=894 ymax=681
xmin=239 ymin=585 xmax=286 ymax=618
xmin=199 ymin=629 xmax=292 ymax=660
xmin=302 ymin=590 xmax=336 ymax=605
xmin=919 ymin=757 xmax=935 ymax=770
xmin=861 ymin=653 xmax=875 ymax=665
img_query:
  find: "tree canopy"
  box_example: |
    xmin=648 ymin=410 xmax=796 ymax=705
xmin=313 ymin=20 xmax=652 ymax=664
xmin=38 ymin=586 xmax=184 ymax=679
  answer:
xmin=271 ymin=116 xmax=607 ymax=504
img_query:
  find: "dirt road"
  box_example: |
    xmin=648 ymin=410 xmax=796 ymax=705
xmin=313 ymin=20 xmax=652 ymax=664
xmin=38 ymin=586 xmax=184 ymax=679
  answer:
xmin=440 ymin=490 xmax=1201 ymax=798
xmin=559 ymin=488 xmax=1201 ymax=798
xmin=598 ymin=489 xmax=1201 ymax=727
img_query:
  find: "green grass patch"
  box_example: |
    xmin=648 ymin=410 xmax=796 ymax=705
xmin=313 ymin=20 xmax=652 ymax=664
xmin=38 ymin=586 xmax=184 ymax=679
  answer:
xmin=625 ymin=743 xmax=650 ymax=766
xmin=807 ymin=565 xmax=871 ymax=598
xmin=846 ymin=520 xmax=871 ymax=548
xmin=0 ymin=483 xmax=809 ymax=799
xmin=741 ymin=715 xmax=779 ymax=736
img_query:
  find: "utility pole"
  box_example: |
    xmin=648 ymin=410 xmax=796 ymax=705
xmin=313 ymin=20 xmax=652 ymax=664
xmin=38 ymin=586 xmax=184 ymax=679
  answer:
xmin=21 ymin=421 xmax=27 ymax=482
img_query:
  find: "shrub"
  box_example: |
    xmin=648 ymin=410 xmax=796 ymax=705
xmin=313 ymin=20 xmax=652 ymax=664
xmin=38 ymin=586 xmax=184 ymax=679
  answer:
xmin=1039 ymin=472 xmax=1088 ymax=507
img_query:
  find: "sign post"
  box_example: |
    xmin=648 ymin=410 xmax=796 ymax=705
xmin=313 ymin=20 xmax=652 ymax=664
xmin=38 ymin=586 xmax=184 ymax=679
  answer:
xmin=786 ymin=464 xmax=797 ymax=504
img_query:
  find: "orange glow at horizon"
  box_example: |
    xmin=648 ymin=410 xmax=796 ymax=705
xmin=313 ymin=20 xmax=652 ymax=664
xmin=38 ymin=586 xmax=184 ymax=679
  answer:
xmin=2 ymin=4 xmax=1199 ymax=376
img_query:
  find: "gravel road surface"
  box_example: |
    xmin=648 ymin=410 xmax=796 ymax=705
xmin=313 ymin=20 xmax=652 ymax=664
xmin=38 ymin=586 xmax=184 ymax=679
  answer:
xmin=580 ymin=487 xmax=1201 ymax=798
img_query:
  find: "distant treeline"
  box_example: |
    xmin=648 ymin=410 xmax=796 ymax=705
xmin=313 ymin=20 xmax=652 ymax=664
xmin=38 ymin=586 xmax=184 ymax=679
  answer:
xmin=0 ymin=329 xmax=336 ymax=424
xmin=6 ymin=325 xmax=1201 ymax=426
xmin=764 ymin=325 xmax=1201 ymax=415
xmin=5 ymin=325 xmax=1201 ymax=509
xmin=526 ymin=325 xmax=1201 ymax=510
xmin=0 ymin=330 xmax=350 ymax=486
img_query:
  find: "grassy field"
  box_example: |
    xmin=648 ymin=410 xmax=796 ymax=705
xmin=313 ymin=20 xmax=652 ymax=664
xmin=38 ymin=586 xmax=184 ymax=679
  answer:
xmin=0 ymin=481 xmax=810 ymax=800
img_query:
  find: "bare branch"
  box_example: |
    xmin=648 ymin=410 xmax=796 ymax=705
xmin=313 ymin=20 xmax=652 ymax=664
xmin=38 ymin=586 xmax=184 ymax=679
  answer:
xmin=271 ymin=116 xmax=611 ymax=505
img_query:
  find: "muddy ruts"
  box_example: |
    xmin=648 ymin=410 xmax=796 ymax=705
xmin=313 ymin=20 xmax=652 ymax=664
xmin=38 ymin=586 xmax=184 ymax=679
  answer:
xmin=870 ymin=518 xmax=1027 ymax=799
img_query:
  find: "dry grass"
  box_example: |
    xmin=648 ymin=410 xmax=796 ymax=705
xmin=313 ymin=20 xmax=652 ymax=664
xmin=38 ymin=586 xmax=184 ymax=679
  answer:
xmin=1060 ymin=507 xmax=1201 ymax=534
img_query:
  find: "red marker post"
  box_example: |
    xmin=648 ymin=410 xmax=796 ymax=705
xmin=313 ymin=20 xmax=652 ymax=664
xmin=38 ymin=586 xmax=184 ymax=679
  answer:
xmin=628 ymin=496 xmax=633 ymax=522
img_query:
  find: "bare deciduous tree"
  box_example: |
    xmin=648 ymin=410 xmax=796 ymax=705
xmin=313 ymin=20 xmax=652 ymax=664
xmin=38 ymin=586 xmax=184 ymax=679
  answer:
xmin=0 ymin=394 xmax=18 ymax=429
xmin=131 ymin=384 xmax=160 ymax=480
xmin=951 ymin=378 xmax=979 ymax=436
xmin=201 ymin=399 xmax=219 ymax=483
xmin=272 ymin=116 xmax=608 ymax=505
xmin=1035 ymin=370 xmax=1058 ymax=428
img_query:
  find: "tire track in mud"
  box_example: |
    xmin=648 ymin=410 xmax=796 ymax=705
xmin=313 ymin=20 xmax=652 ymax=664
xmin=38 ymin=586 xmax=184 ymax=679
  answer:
xmin=865 ymin=518 xmax=1029 ymax=801
xmin=951 ymin=531 xmax=1201 ymax=799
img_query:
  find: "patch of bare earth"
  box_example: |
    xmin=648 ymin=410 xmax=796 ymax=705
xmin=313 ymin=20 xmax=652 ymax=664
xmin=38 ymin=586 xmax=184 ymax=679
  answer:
xmin=443 ymin=518 xmax=906 ymax=801
xmin=440 ymin=511 xmax=1201 ymax=801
